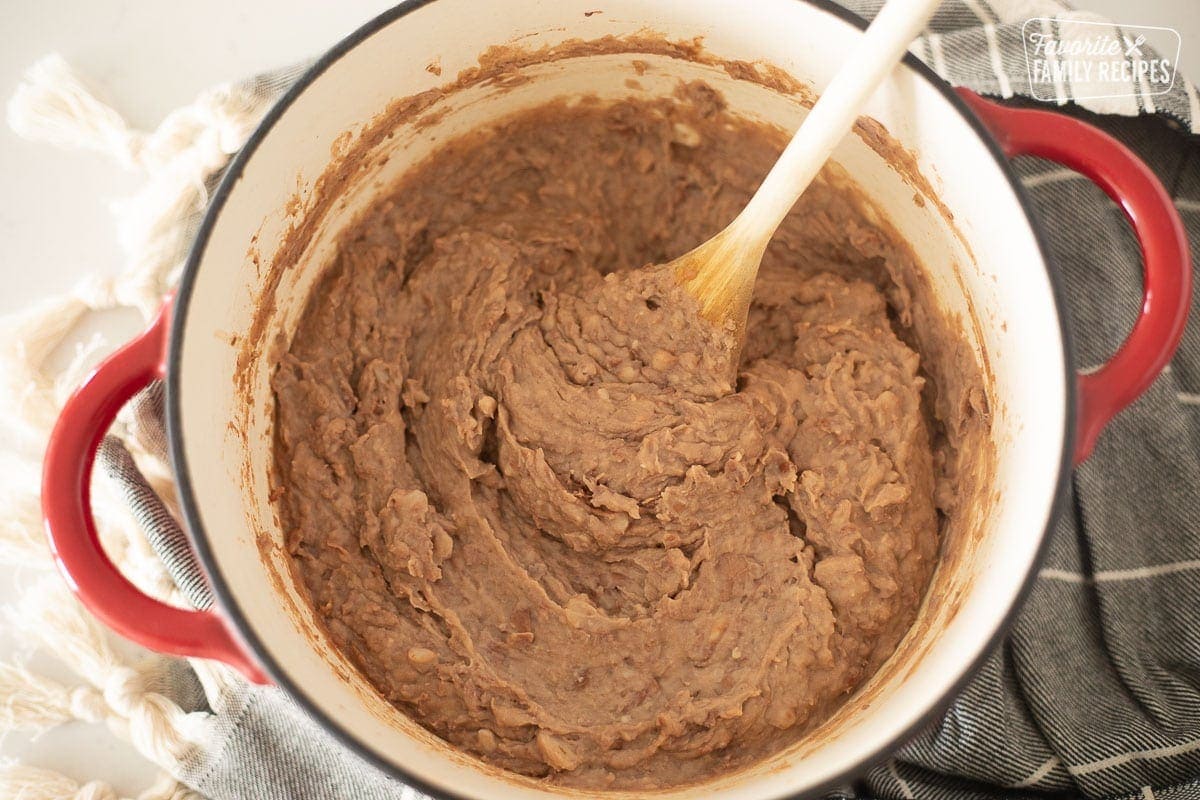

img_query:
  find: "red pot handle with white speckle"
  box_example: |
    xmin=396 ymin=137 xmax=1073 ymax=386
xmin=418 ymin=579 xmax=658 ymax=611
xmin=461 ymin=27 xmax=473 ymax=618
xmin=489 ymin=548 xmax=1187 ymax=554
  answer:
xmin=958 ymin=89 xmax=1192 ymax=464
xmin=40 ymin=300 xmax=267 ymax=683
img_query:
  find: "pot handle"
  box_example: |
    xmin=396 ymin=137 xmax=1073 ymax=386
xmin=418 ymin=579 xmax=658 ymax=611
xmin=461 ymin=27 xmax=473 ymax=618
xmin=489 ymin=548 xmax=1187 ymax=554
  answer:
xmin=41 ymin=301 xmax=267 ymax=683
xmin=957 ymin=89 xmax=1191 ymax=464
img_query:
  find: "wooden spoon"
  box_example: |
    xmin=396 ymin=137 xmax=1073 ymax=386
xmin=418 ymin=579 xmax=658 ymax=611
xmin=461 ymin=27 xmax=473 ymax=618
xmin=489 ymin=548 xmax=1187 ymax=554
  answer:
xmin=672 ymin=0 xmax=943 ymax=337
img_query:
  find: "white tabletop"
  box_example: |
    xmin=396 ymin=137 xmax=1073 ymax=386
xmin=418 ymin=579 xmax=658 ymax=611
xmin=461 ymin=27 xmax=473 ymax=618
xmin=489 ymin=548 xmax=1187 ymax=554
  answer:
xmin=1 ymin=0 xmax=1196 ymax=796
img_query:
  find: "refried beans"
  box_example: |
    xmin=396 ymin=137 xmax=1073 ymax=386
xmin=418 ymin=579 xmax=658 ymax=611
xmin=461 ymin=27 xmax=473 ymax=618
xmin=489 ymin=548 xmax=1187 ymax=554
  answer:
xmin=271 ymin=82 xmax=977 ymax=790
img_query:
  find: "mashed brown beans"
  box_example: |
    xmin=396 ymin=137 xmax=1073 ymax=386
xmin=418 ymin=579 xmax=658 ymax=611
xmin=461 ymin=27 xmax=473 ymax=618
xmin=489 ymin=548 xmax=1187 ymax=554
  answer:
xmin=273 ymin=85 xmax=955 ymax=789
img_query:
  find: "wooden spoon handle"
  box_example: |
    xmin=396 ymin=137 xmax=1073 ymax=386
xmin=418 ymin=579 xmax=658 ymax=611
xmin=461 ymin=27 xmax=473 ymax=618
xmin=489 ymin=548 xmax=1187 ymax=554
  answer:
xmin=728 ymin=0 xmax=943 ymax=245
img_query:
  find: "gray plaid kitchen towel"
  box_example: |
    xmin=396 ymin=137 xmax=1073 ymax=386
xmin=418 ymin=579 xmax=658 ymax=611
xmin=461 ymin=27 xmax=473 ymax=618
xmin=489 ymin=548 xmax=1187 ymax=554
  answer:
xmin=94 ymin=1 xmax=1200 ymax=798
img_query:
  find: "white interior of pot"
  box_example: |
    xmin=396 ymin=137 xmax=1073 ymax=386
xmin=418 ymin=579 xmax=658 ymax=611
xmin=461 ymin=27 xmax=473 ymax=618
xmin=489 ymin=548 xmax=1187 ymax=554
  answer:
xmin=174 ymin=0 xmax=1068 ymax=797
